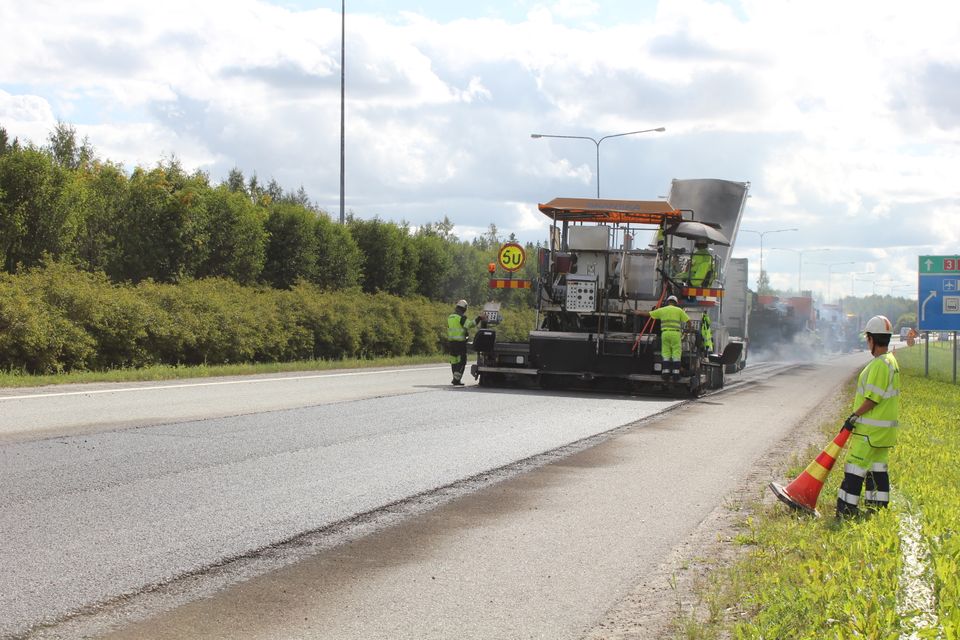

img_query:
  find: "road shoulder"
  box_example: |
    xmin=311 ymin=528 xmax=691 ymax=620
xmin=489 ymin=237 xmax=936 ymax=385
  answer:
xmin=582 ymin=367 xmax=851 ymax=639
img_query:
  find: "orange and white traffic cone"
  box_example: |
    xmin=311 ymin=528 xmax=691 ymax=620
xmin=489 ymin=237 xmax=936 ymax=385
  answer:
xmin=769 ymin=426 xmax=853 ymax=517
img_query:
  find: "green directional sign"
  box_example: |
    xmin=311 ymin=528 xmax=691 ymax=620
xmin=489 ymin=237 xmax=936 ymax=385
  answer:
xmin=919 ymin=255 xmax=960 ymax=274
xmin=918 ymin=255 xmax=960 ymax=330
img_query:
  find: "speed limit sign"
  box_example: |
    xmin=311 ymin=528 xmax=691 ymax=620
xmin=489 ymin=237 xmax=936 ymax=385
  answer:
xmin=497 ymin=243 xmax=525 ymax=272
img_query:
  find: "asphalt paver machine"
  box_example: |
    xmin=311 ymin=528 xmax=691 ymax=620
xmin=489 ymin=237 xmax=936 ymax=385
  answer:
xmin=473 ymin=178 xmax=750 ymax=396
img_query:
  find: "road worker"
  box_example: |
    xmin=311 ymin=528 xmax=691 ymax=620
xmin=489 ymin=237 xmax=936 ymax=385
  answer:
xmin=674 ymin=241 xmax=715 ymax=288
xmin=700 ymin=312 xmax=714 ymax=353
xmin=836 ymin=315 xmax=901 ymax=518
xmin=687 ymin=241 xmax=715 ymax=287
xmin=639 ymin=295 xmax=691 ymax=381
xmin=447 ymin=299 xmax=480 ymax=386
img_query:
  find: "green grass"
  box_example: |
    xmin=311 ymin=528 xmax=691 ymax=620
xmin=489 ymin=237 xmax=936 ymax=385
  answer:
xmin=0 ymin=355 xmax=446 ymax=388
xmin=894 ymin=339 xmax=959 ymax=384
xmin=676 ymin=363 xmax=959 ymax=639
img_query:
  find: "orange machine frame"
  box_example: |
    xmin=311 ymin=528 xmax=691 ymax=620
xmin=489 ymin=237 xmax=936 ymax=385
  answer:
xmin=538 ymin=197 xmax=683 ymax=225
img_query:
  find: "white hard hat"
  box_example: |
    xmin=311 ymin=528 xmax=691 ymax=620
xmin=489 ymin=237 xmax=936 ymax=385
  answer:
xmin=864 ymin=315 xmax=892 ymax=335
xmin=456 ymin=299 xmax=468 ymax=308
xmin=666 ymin=295 xmax=679 ymax=304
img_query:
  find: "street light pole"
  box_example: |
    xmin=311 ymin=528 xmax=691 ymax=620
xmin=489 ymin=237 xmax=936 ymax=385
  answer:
xmin=850 ymin=271 xmax=875 ymax=298
xmin=809 ymin=261 xmax=857 ymax=302
xmin=530 ymin=127 xmax=665 ymax=198
xmin=770 ymin=247 xmax=829 ymax=294
xmin=739 ymin=228 xmax=798 ymax=291
xmin=854 ymin=277 xmax=875 ymax=298
xmin=339 ymin=0 xmax=346 ymax=224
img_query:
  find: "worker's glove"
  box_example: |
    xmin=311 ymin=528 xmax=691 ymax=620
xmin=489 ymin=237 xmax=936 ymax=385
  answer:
xmin=475 ymin=315 xmax=484 ymax=326
xmin=842 ymin=414 xmax=858 ymax=432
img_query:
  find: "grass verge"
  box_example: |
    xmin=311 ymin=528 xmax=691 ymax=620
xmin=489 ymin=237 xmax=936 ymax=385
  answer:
xmin=675 ymin=357 xmax=959 ymax=639
xmin=894 ymin=339 xmax=959 ymax=385
xmin=0 ymin=355 xmax=446 ymax=389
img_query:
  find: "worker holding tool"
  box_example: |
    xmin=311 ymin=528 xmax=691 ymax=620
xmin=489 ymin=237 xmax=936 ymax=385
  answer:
xmin=638 ymin=295 xmax=691 ymax=381
xmin=447 ymin=299 xmax=481 ymax=386
xmin=836 ymin=315 xmax=901 ymax=518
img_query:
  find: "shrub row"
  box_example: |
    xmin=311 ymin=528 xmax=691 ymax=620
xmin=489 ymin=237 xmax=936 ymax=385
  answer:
xmin=0 ymin=262 xmax=536 ymax=374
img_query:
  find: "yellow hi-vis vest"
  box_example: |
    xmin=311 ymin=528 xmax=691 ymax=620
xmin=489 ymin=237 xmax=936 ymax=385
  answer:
xmin=852 ymin=352 xmax=900 ymax=447
xmin=689 ymin=250 xmax=714 ymax=286
xmin=447 ymin=313 xmax=475 ymax=342
xmin=649 ymin=305 xmax=690 ymax=333
xmin=700 ymin=314 xmax=713 ymax=350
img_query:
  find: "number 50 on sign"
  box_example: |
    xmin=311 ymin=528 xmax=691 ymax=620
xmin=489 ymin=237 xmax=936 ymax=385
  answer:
xmin=497 ymin=243 xmax=525 ymax=272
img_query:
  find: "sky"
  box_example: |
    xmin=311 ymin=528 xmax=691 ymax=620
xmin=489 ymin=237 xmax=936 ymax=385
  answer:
xmin=2 ymin=0 xmax=959 ymax=302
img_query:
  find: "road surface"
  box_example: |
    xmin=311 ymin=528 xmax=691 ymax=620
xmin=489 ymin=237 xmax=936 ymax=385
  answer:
xmin=0 ymin=356 xmax=867 ymax=639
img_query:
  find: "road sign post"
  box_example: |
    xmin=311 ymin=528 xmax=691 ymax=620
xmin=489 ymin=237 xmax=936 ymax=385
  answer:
xmin=491 ymin=243 xmax=531 ymax=289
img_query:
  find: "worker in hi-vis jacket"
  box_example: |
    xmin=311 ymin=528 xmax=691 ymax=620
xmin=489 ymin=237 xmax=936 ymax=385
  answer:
xmin=637 ymin=295 xmax=691 ymax=381
xmin=836 ymin=315 xmax=901 ymax=518
xmin=446 ymin=299 xmax=481 ymax=386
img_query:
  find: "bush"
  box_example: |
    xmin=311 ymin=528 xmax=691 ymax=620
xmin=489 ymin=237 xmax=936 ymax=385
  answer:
xmin=0 ymin=266 xmax=96 ymax=373
xmin=289 ymin=283 xmax=362 ymax=360
xmin=0 ymin=262 xmax=536 ymax=373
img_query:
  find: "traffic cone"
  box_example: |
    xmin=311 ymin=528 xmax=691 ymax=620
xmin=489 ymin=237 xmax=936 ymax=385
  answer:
xmin=769 ymin=426 xmax=853 ymax=517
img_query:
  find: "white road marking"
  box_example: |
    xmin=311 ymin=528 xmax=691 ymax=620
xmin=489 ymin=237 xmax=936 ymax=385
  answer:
xmin=897 ymin=507 xmax=940 ymax=639
xmin=0 ymin=366 xmax=448 ymax=402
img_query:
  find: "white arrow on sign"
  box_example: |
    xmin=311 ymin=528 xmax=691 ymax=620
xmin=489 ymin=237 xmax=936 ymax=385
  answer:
xmin=921 ymin=290 xmax=937 ymax=322
xmin=924 ymin=258 xmax=934 ymax=272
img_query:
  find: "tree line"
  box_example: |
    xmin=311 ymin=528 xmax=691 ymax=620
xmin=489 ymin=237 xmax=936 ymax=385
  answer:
xmin=0 ymin=122 xmax=541 ymax=307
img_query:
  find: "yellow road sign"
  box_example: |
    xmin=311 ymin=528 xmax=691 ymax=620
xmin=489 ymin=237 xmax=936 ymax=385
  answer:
xmin=497 ymin=243 xmax=525 ymax=272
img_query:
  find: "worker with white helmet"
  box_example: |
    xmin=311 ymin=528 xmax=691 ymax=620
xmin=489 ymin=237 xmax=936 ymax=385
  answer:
xmin=447 ymin=299 xmax=481 ymax=386
xmin=836 ymin=314 xmax=901 ymax=518
xmin=639 ymin=295 xmax=692 ymax=381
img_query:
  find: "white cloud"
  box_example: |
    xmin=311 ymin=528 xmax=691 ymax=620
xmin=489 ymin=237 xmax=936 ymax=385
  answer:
xmin=1 ymin=0 xmax=959 ymax=300
xmin=0 ymin=91 xmax=55 ymax=131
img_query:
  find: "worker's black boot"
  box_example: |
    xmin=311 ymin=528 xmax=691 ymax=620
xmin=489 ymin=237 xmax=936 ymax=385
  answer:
xmin=835 ymin=499 xmax=859 ymax=519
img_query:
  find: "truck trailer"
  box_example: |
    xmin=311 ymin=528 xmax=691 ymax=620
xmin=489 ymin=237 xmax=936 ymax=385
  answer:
xmin=472 ymin=178 xmax=751 ymax=396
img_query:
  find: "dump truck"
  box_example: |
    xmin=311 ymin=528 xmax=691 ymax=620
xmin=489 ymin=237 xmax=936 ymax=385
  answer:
xmin=472 ymin=178 xmax=750 ymax=396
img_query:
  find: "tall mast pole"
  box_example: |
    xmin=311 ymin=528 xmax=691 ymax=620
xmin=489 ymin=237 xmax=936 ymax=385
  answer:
xmin=339 ymin=0 xmax=345 ymax=224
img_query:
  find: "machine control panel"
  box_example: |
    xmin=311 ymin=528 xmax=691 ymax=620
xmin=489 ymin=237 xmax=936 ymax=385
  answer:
xmin=565 ymin=275 xmax=597 ymax=312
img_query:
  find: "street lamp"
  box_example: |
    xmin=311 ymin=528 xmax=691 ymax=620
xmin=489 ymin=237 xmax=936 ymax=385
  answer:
xmin=530 ymin=127 xmax=665 ymax=198
xmin=870 ymin=278 xmax=893 ymax=295
xmin=808 ymin=261 xmax=856 ymax=302
xmin=739 ymin=228 xmax=798 ymax=290
xmin=770 ymin=247 xmax=829 ymax=294
xmin=850 ymin=271 xmax=875 ymax=298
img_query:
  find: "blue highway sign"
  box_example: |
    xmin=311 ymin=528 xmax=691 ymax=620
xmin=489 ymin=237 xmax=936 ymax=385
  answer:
xmin=918 ymin=255 xmax=960 ymax=331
